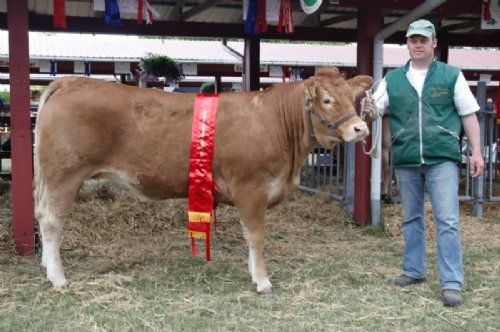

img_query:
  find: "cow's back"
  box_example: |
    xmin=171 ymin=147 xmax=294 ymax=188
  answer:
xmin=36 ymin=77 xmax=302 ymax=204
xmin=36 ymin=77 xmax=197 ymax=199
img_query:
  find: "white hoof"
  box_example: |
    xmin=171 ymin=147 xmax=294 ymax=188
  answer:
xmin=51 ymin=277 xmax=68 ymax=290
xmin=256 ymin=279 xmax=272 ymax=295
xmin=48 ymin=268 xmax=68 ymax=289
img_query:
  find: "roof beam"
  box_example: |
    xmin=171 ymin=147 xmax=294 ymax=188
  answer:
xmin=330 ymin=0 xmax=481 ymax=15
xmin=320 ymin=12 xmax=357 ymax=27
xmin=181 ymin=0 xmax=223 ymax=21
xmin=440 ymin=20 xmax=478 ymax=33
xmin=168 ymin=0 xmax=186 ymax=21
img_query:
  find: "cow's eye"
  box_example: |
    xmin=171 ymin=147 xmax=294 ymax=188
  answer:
xmin=323 ymin=99 xmax=331 ymax=104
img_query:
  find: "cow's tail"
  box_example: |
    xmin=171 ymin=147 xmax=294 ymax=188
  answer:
xmin=34 ymin=79 xmax=64 ymax=220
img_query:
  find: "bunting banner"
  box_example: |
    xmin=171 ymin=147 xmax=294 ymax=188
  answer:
xmin=104 ymin=0 xmax=122 ymax=26
xmin=187 ymin=94 xmax=220 ymax=261
xmin=137 ymin=0 xmax=143 ymax=25
xmin=138 ymin=0 xmax=157 ymax=25
xmin=94 ymin=0 xmax=159 ymax=25
xmin=481 ymin=0 xmax=500 ymax=29
xmin=53 ymin=0 xmax=67 ymax=29
xmin=244 ymin=0 xmax=259 ymax=35
xmin=278 ymin=0 xmax=294 ymax=33
xmin=244 ymin=0 xmax=279 ymax=22
xmin=254 ymin=0 xmax=268 ymax=34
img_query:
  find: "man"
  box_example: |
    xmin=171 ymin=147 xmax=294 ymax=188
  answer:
xmin=366 ymin=19 xmax=484 ymax=307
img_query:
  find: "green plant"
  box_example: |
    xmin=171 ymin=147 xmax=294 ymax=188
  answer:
xmin=200 ymin=82 xmax=216 ymax=94
xmin=0 ymin=90 xmax=10 ymax=104
xmin=139 ymin=54 xmax=183 ymax=85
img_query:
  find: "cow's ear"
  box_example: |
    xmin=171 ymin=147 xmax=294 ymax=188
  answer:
xmin=347 ymin=75 xmax=373 ymax=98
xmin=315 ymin=67 xmax=340 ymax=79
xmin=304 ymin=77 xmax=316 ymax=100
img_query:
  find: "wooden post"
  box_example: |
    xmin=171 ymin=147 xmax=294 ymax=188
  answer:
xmin=243 ymin=36 xmax=260 ymax=91
xmin=8 ymin=0 xmax=35 ymax=255
xmin=353 ymin=6 xmax=381 ymax=225
xmin=215 ymin=75 xmax=222 ymax=93
xmin=435 ymin=32 xmax=449 ymax=63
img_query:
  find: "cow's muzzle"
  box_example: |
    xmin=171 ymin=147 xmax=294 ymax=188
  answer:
xmin=353 ymin=121 xmax=370 ymax=140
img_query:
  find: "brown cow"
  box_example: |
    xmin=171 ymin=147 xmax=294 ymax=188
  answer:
xmin=34 ymin=67 xmax=372 ymax=293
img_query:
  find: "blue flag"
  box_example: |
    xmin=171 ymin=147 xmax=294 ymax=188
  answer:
xmin=104 ymin=0 xmax=121 ymax=26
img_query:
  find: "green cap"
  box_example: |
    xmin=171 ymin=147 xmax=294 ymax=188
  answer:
xmin=406 ymin=19 xmax=435 ymax=38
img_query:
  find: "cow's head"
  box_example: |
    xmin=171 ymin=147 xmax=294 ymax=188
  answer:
xmin=304 ymin=67 xmax=372 ymax=148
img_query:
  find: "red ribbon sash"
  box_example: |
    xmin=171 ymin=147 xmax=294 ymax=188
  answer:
xmin=53 ymin=0 xmax=67 ymax=29
xmin=187 ymin=94 xmax=219 ymax=261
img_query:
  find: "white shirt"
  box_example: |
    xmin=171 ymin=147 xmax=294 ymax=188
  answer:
xmin=373 ymin=61 xmax=480 ymax=116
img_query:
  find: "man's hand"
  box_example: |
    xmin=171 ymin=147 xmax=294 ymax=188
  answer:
xmin=470 ymin=152 xmax=484 ymax=177
xmin=361 ymin=97 xmax=377 ymax=120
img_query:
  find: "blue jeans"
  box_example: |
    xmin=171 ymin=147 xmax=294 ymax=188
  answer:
xmin=395 ymin=161 xmax=463 ymax=291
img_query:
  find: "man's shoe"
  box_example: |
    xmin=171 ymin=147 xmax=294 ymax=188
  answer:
xmin=442 ymin=289 xmax=462 ymax=307
xmin=387 ymin=274 xmax=426 ymax=287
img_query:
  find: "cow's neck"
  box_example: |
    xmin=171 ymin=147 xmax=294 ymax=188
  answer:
xmin=265 ymin=82 xmax=317 ymax=185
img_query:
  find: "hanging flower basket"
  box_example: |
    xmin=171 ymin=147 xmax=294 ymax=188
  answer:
xmin=139 ymin=53 xmax=184 ymax=86
xmin=200 ymin=82 xmax=216 ymax=94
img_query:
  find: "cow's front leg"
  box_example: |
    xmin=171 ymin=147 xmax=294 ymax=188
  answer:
xmin=234 ymin=191 xmax=272 ymax=295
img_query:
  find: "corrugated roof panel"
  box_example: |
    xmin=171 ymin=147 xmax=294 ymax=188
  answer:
xmin=187 ymin=7 xmax=242 ymax=23
xmin=0 ymin=31 xmax=499 ymax=71
xmin=31 ymin=0 xmax=51 ymax=15
xmin=154 ymin=4 xmax=173 ymax=21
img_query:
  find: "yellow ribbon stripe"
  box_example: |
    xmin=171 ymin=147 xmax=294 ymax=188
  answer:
xmin=188 ymin=230 xmax=207 ymax=239
xmin=188 ymin=211 xmax=211 ymax=223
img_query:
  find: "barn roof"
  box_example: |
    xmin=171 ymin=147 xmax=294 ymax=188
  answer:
xmin=1 ymin=31 xmax=499 ymax=71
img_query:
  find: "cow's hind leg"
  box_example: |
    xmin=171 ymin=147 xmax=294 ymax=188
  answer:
xmin=36 ymin=175 xmax=82 ymax=289
xmin=234 ymin=191 xmax=272 ymax=295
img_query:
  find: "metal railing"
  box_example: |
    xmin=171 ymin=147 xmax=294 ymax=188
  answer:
xmin=299 ymin=144 xmax=345 ymax=202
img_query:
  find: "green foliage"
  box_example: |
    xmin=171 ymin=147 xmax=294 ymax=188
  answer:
xmin=200 ymin=82 xmax=216 ymax=94
xmin=0 ymin=90 xmax=10 ymax=104
xmin=139 ymin=53 xmax=184 ymax=84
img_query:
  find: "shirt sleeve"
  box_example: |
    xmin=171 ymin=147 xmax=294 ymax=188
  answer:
xmin=372 ymin=78 xmax=389 ymax=116
xmin=454 ymin=71 xmax=480 ymax=116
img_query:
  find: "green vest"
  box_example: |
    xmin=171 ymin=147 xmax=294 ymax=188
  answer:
xmin=386 ymin=61 xmax=462 ymax=167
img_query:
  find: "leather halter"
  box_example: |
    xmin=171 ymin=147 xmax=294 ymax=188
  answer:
xmin=304 ymin=87 xmax=358 ymax=141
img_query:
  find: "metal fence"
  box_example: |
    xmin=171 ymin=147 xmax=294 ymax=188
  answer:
xmin=299 ymin=143 xmax=346 ymax=202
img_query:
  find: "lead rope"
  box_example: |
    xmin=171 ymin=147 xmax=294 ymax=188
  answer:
xmin=360 ymin=80 xmax=384 ymax=158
